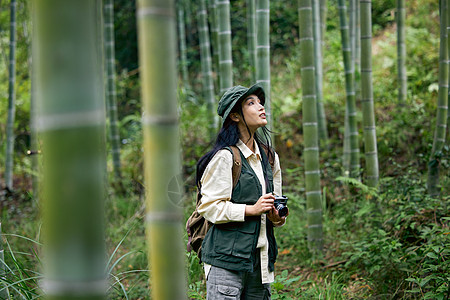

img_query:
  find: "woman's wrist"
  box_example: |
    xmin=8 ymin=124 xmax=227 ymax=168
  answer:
xmin=245 ymin=205 xmax=255 ymax=216
xmin=272 ymin=217 xmax=286 ymax=226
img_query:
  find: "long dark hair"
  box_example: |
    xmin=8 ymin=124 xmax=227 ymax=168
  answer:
xmin=195 ymin=100 xmax=274 ymax=188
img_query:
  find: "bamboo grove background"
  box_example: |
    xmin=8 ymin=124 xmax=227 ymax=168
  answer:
xmin=0 ymin=0 xmax=448 ymax=299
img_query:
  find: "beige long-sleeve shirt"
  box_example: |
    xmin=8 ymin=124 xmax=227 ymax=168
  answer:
xmin=198 ymin=139 xmax=282 ymax=284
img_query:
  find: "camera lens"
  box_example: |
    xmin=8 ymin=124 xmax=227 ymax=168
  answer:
xmin=276 ymin=204 xmax=288 ymax=217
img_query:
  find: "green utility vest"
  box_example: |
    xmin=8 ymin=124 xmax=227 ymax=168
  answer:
xmin=201 ymin=143 xmax=278 ymax=272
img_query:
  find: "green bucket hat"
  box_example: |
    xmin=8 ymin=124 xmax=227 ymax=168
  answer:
xmin=217 ymin=83 xmax=265 ymax=125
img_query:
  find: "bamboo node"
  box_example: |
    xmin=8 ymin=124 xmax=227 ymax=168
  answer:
xmin=308 ymin=224 xmax=323 ymax=228
xmin=36 ymin=109 xmax=105 ymax=131
xmin=142 ymin=114 xmax=178 ymax=126
xmin=40 ymin=279 xmax=108 ymax=296
xmin=305 ymin=170 xmax=320 ymax=175
xmin=146 ymin=212 xmax=184 ymax=223
xmin=365 ymin=151 xmax=378 ymax=156
xmin=138 ymin=7 xmax=174 ymax=18
xmin=306 ymin=190 xmax=321 ymax=196
xmin=307 ymin=209 xmax=323 ymax=214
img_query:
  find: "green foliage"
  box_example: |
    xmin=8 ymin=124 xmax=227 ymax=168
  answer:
xmin=269 ymin=1 xmax=299 ymax=52
xmin=405 ymin=220 xmax=450 ymax=299
xmin=187 ymin=280 xmax=206 ymax=300
xmin=0 ymin=235 xmax=42 ymax=299
xmin=371 ymin=0 xmax=396 ymax=34
xmin=179 ymin=88 xmax=216 ymax=183
xmin=115 ymin=112 xmax=144 ymax=195
xmin=334 ymin=169 xmax=449 ymax=298
xmin=113 ymin=0 xmax=138 ymax=72
xmin=297 ymin=273 xmax=348 ymax=299
xmin=335 ymin=176 xmax=378 ymax=197
xmin=407 ymin=0 xmax=439 ymax=34
xmin=116 ymin=70 xmax=141 ymax=119
xmin=271 ymin=270 xmax=301 ymax=299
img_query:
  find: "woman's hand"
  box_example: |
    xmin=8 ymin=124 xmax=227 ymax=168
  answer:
xmin=267 ymin=206 xmax=288 ymax=226
xmin=245 ymin=193 xmax=275 ymax=216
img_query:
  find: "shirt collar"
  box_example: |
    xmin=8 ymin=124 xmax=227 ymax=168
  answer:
xmin=236 ymin=139 xmax=262 ymax=161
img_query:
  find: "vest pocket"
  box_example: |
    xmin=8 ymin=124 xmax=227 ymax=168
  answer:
xmin=214 ymin=225 xmax=237 ymax=255
xmin=233 ymin=171 xmax=261 ymax=205
xmin=232 ymin=221 xmax=258 ymax=259
xmin=214 ymin=221 xmax=258 ymax=259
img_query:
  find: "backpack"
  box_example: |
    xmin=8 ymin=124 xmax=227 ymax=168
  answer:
xmin=185 ymin=144 xmax=275 ymax=262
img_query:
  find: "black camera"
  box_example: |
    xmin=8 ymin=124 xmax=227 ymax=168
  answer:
xmin=274 ymin=195 xmax=289 ymax=217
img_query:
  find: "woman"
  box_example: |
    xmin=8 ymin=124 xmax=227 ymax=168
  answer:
xmin=196 ymin=83 xmax=287 ymax=299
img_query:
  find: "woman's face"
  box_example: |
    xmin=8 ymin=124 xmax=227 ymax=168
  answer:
xmin=239 ymin=94 xmax=267 ymax=131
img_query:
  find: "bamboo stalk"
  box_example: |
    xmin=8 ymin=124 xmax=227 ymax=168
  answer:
xmin=198 ymin=0 xmax=217 ymax=135
xmin=428 ymin=0 xmax=448 ymax=196
xmin=30 ymin=3 xmax=39 ymax=202
xmin=247 ymin=0 xmax=257 ymax=82
xmin=30 ymin=56 xmax=39 ymax=202
xmin=448 ymin=0 xmax=450 ymax=143
xmin=349 ymin=0 xmax=356 ymax=65
xmin=298 ymin=0 xmax=323 ymax=254
xmin=5 ymin=0 xmax=17 ymax=191
xmin=319 ymin=0 xmax=327 ymax=42
xmin=339 ymin=0 xmax=360 ymax=178
xmin=355 ymin=0 xmax=361 ymax=102
xmin=256 ymin=0 xmax=271 ymax=130
xmin=360 ymin=0 xmax=379 ymax=188
xmin=104 ymin=0 xmax=122 ymax=182
xmin=448 ymin=0 xmax=450 ymax=141
xmin=136 ymin=0 xmax=187 ymax=299
xmin=184 ymin=0 xmax=193 ymax=46
xmin=208 ymin=0 xmax=220 ymax=93
xmin=177 ymin=0 xmax=190 ymax=90
xmin=343 ymin=105 xmax=351 ymax=175
xmin=397 ymin=0 xmax=407 ymax=103
xmin=312 ymin=0 xmax=327 ymax=145
xmin=217 ymin=0 xmax=233 ymax=93
xmin=35 ymin=1 xmax=107 ymax=299
xmin=319 ymin=0 xmax=328 ymax=146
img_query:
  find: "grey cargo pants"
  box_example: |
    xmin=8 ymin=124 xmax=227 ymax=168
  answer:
xmin=206 ymin=253 xmax=271 ymax=300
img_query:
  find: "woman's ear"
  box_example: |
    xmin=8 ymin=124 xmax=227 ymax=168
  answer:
xmin=230 ymin=113 xmax=240 ymax=123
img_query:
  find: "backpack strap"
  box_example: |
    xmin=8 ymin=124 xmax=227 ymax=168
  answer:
xmin=197 ymin=146 xmax=241 ymax=207
xmin=229 ymin=144 xmax=274 ymax=187
xmin=229 ymin=146 xmax=242 ymax=188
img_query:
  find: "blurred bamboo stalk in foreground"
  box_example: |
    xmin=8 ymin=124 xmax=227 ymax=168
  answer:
xmin=35 ymin=1 xmax=107 ymax=299
xmin=136 ymin=0 xmax=187 ymax=299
